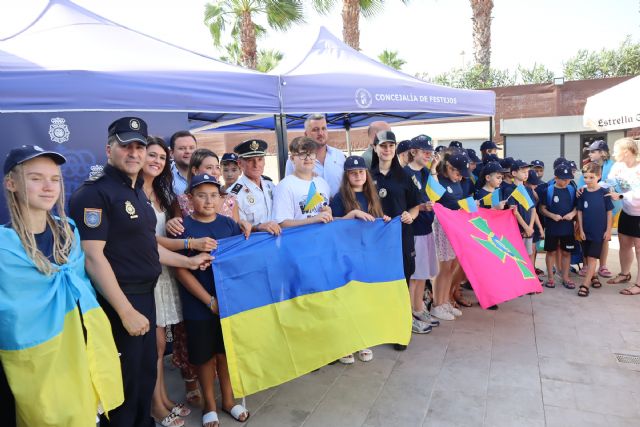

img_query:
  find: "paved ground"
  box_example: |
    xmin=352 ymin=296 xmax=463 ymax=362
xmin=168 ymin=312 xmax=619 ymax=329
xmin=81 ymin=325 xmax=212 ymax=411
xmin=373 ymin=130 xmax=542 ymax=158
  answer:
xmin=163 ymin=248 xmax=640 ymax=427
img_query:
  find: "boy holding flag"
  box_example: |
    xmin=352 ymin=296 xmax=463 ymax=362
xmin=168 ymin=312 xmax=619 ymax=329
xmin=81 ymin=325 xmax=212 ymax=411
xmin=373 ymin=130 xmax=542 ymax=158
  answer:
xmin=506 ymin=160 xmax=543 ymax=259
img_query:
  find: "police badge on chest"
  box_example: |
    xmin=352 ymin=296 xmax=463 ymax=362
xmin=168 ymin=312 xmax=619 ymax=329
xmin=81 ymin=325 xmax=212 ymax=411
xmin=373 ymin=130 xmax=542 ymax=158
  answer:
xmin=125 ymin=200 xmax=138 ymax=219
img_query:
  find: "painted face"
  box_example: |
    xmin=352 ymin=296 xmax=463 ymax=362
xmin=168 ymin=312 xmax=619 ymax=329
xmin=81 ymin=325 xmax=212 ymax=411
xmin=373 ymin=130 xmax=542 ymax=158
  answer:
xmin=305 ymin=119 xmax=329 ymax=146
xmin=190 ymin=183 xmax=222 ymax=217
xmin=239 ymin=156 xmax=266 ymax=181
xmin=222 ymin=162 xmax=241 ymax=186
xmin=172 ymin=136 xmax=196 ymax=169
xmin=7 ymin=156 xmax=62 ymax=213
xmin=194 ymin=156 xmax=221 ymax=179
xmin=291 ymin=151 xmax=317 ymax=174
xmin=107 ymin=141 xmax=146 ymax=180
xmin=582 ymin=172 xmax=600 ymax=188
xmin=143 ymin=144 xmax=167 ymax=179
xmin=347 ymin=168 xmax=367 ymax=190
xmin=375 ymin=142 xmax=396 ymax=162
xmin=485 ymin=172 xmax=503 ymax=188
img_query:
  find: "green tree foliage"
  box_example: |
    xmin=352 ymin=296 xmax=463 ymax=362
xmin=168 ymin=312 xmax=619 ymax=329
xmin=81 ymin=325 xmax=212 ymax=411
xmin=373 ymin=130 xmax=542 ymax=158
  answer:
xmin=378 ymin=49 xmax=406 ymax=70
xmin=220 ymin=40 xmax=283 ymax=72
xmin=420 ymin=65 xmax=516 ymax=89
xmin=563 ymin=37 xmax=640 ymax=80
xmin=518 ymin=63 xmax=554 ymax=84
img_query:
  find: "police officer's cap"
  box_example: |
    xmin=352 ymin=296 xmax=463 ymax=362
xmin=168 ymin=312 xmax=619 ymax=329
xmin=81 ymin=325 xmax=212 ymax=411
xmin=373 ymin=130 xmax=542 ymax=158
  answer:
xmin=189 ymin=174 xmax=222 ymax=192
xmin=553 ymin=157 xmax=567 ymax=168
xmin=482 ymin=161 xmax=508 ymax=176
xmin=449 ymin=140 xmax=463 ymax=149
xmin=484 ymin=153 xmax=500 ymax=164
xmin=499 ymin=157 xmax=515 ymax=170
xmin=587 ymin=139 xmax=609 ymax=152
xmin=568 ymin=160 xmax=578 ymax=170
xmin=554 ymin=165 xmax=573 ymax=180
xmin=447 ymin=152 xmax=471 ymax=177
xmin=531 ymin=160 xmax=545 ymax=168
xmin=466 ymin=148 xmax=481 ymax=163
xmin=344 ymin=155 xmax=367 ymax=171
xmin=374 ymin=130 xmax=396 ymax=145
xmin=234 ymin=139 xmax=268 ymax=158
xmin=108 ymin=117 xmax=148 ymax=146
xmin=221 ymin=152 xmax=239 ymax=164
xmin=396 ymin=140 xmax=412 ymax=154
xmin=410 ymin=135 xmax=434 ymax=151
xmin=480 ymin=140 xmax=498 ymax=151
xmin=510 ymin=159 xmax=533 ymax=173
xmin=435 ymin=145 xmax=446 ymax=153
xmin=527 ymin=169 xmax=543 ymax=186
xmin=4 ymin=145 xmax=66 ymax=175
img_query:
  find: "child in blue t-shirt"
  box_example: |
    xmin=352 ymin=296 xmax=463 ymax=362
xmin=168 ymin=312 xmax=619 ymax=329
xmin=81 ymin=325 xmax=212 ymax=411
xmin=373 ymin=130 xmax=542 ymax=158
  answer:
xmin=540 ymin=165 xmax=578 ymax=289
xmin=526 ymin=169 xmax=545 ymax=274
xmin=174 ymin=174 xmax=249 ymax=426
xmin=576 ymin=163 xmax=613 ymax=296
xmin=505 ymin=161 xmax=543 ymax=259
xmin=474 ymin=161 xmax=507 ymax=209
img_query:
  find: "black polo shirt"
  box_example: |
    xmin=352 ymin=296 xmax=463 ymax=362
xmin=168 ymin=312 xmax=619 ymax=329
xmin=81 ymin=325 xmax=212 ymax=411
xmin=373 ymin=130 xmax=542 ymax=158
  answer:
xmin=69 ymin=164 xmax=161 ymax=289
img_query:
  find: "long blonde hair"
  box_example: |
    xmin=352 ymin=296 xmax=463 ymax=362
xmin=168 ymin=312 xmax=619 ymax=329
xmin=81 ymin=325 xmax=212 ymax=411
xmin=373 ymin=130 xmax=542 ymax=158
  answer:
xmin=4 ymin=164 xmax=74 ymax=275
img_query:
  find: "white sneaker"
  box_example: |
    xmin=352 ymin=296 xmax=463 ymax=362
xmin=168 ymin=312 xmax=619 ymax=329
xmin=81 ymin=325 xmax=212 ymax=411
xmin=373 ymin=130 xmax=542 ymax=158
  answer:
xmin=431 ymin=304 xmax=455 ymax=321
xmin=412 ymin=317 xmax=432 ymax=334
xmin=444 ymin=302 xmax=462 ymax=317
xmin=414 ymin=308 xmax=440 ymax=327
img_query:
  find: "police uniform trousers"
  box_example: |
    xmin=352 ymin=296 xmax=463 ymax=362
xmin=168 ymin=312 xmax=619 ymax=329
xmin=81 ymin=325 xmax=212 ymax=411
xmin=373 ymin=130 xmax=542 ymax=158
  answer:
xmin=99 ymin=291 xmax=157 ymax=427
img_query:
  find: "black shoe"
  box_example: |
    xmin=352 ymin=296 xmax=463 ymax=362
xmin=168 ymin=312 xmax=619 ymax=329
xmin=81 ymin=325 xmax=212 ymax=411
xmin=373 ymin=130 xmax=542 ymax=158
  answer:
xmin=393 ymin=344 xmax=407 ymax=351
xmin=488 ymin=305 xmax=498 ymax=310
xmin=461 ymin=281 xmax=472 ymax=290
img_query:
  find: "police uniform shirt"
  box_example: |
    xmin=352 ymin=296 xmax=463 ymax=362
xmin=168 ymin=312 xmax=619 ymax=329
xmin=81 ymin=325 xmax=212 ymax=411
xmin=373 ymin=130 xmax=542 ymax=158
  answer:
xmin=285 ymin=145 xmax=346 ymax=197
xmin=505 ymin=185 xmax=536 ymax=233
xmin=577 ymin=187 xmax=613 ymax=242
xmin=541 ymin=186 xmax=576 ymax=237
xmin=330 ymin=191 xmax=369 ymax=217
xmin=437 ymin=175 xmax=464 ymax=210
xmin=229 ymin=174 xmax=276 ymax=226
xmin=69 ymin=164 xmax=161 ymax=287
xmin=475 ymin=187 xmax=495 ymax=209
xmin=403 ymin=165 xmax=434 ymax=236
xmin=371 ymin=167 xmax=420 ymax=218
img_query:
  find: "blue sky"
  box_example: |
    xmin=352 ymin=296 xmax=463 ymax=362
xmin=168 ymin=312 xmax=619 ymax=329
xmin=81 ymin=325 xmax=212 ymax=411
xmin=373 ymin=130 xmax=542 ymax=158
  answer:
xmin=3 ymin=0 xmax=639 ymax=77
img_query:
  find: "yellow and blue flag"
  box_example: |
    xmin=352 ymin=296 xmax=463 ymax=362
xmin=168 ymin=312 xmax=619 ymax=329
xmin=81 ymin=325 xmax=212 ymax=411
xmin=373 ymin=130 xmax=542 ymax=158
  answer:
xmin=425 ymin=175 xmax=446 ymax=202
xmin=458 ymin=196 xmax=479 ymax=213
xmin=304 ymin=181 xmax=324 ymax=211
xmin=480 ymin=189 xmax=501 ymax=208
xmin=213 ymin=218 xmax=411 ymax=397
xmin=0 ymin=221 xmax=123 ymax=426
xmin=510 ymin=184 xmax=535 ymax=210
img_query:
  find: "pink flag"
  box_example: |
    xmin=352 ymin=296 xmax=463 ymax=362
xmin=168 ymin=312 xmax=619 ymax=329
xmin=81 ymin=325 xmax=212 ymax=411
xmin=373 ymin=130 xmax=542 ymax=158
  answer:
xmin=433 ymin=205 xmax=543 ymax=308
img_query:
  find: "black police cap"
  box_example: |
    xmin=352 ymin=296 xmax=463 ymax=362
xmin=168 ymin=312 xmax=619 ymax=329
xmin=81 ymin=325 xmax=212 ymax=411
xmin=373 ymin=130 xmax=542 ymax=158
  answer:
xmin=234 ymin=139 xmax=268 ymax=158
xmin=108 ymin=117 xmax=148 ymax=145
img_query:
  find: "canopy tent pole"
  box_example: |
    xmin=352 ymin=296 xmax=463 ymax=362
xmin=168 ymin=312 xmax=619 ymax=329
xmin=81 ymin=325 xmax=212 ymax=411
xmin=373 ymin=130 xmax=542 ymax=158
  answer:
xmin=344 ymin=114 xmax=352 ymax=156
xmin=275 ymin=114 xmax=288 ymax=180
xmin=489 ymin=116 xmax=493 ymax=141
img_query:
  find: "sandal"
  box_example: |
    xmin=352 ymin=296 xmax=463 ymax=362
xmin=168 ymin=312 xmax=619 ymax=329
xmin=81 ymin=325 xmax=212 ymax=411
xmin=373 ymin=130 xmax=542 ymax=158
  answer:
xmin=607 ymin=273 xmax=632 ymax=284
xmin=562 ymin=280 xmax=576 ymax=290
xmin=203 ymin=411 xmax=219 ymax=427
xmin=357 ymin=349 xmax=373 ymax=362
xmin=535 ymin=268 xmax=545 ymax=276
xmin=598 ymin=266 xmax=613 ymax=278
xmin=156 ymin=412 xmax=185 ymax=427
xmin=339 ymin=354 xmax=355 ymax=364
xmin=186 ymin=389 xmax=202 ymax=406
xmin=223 ymin=404 xmax=250 ymax=422
xmin=171 ymin=403 xmax=191 ymax=417
xmin=545 ymin=279 xmax=556 ymax=288
xmin=577 ymin=266 xmax=587 ymax=277
xmin=591 ymin=277 xmax=602 ymax=289
xmin=620 ymin=284 xmax=640 ymax=295
xmin=578 ymin=285 xmax=590 ymax=297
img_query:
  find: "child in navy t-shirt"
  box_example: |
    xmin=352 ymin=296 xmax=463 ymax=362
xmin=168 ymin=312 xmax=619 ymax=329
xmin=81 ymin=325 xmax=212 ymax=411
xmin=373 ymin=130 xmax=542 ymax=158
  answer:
xmin=540 ymin=165 xmax=577 ymax=289
xmin=576 ymin=163 xmax=613 ymax=296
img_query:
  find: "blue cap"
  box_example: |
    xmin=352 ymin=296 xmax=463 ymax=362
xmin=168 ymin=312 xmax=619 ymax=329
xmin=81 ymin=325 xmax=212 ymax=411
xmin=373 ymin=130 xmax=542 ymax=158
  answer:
xmin=221 ymin=152 xmax=239 ymax=163
xmin=482 ymin=161 xmax=508 ymax=175
xmin=108 ymin=117 xmax=148 ymax=145
xmin=510 ymin=159 xmax=533 ymax=172
xmin=480 ymin=140 xmax=498 ymax=151
xmin=189 ymin=173 xmax=222 ymax=192
xmin=448 ymin=152 xmax=471 ymax=177
xmin=553 ymin=157 xmax=567 ymax=168
xmin=466 ymin=148 xmax=481 ymax=163
xmin=568 ymin=160 xmax=578 ymax=170
xmin=587 ymin=139 xmax=609 ymax=152
xmin=554 ymin=165 xmax=573 ymax=180
xmin=499 ymin=157 xmax=515 ymax=170
xmin=484 ymin=153 xmax=500 ymax=164
xmin=435 ymin=145 xmax=446 ymax=153
xmin=531 ymin=160 xmax=545 ymax=168
xmin=449 ymin=140 xmax=463 ymax=149
xmin=4 ymin=145 xmax=66 ymax=175
xmin=396 ymin=140 xmax=411 ymax=154
xmin=527 ymin=169 xmax=542 ymax=185
xmin=344 ymin=155 xmax=367 ymax=171
xmin=410 ymin=135 xmax=434 ymax=151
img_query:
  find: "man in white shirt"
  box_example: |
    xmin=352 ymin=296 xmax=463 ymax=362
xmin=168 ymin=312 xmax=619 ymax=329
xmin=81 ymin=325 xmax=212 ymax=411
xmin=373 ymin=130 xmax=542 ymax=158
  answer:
xmin=169 ymin=130 xmax=197 ymax=196
xmin=285 ymin=113 xmax=345 ymax=197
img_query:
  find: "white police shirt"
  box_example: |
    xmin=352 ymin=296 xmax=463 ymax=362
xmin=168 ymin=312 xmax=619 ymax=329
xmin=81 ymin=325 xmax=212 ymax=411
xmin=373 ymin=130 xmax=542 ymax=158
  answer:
xmin=285 ymin=145 xmax=345 ymax=198
xmin=229 ymin=174 xmax=276 ymax=226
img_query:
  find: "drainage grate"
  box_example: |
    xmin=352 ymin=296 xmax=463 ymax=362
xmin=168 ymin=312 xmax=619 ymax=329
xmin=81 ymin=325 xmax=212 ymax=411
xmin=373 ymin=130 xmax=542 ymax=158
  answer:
xmin=615 ymin=353 xmax=640 ymax=365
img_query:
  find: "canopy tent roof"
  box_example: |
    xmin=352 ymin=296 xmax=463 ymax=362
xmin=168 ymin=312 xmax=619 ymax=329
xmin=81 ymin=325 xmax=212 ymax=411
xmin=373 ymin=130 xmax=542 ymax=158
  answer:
xmin=583 ymin=75 xmax=640 ymax=132
xmin=0 ymin=0 xmax=279 ymax=116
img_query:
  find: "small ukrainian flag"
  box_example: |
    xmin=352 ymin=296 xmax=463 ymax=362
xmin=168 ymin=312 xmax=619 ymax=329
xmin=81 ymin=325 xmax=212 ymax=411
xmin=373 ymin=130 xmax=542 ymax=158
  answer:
xmin=458 ymin=196 xmax=479 ymax=213
xmin=425 ymin=175 xmax=446 ymax=202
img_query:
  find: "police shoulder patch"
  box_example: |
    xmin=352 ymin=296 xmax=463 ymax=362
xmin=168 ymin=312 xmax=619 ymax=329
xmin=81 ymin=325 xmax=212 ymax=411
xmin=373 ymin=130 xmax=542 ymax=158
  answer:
xmin=261 ymin=174 xmax=273 ymax=182
xmin=230 ymin=183 xmax=243 ymax=195
xmin=84 ymin=208 xmax=102 ymax=228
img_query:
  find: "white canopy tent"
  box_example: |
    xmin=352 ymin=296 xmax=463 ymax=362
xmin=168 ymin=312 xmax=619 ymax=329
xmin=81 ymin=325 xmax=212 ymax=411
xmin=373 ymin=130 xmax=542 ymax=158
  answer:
xmin=583 ymin=75 xmax=640 ymax=132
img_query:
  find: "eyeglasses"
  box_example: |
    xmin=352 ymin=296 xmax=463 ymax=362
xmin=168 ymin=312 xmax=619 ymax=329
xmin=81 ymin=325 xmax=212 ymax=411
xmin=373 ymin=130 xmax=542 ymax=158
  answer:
xmin=295 ymin=152 xmax=317 ymax=160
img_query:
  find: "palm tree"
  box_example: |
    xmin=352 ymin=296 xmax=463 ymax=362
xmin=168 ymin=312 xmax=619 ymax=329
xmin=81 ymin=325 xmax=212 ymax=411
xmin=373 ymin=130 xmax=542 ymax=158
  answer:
xmin=378 ymin=49 xmax=406 ymax=70
xmin=311 ymin=0 xmax=409 ymax=51
xmin=470 ymin=0 xmax=494 ymax=84
xmin=204 ymin=0 xmax=303 ymax=69
xmin=220 ymin=40 xmax=283 ymax=72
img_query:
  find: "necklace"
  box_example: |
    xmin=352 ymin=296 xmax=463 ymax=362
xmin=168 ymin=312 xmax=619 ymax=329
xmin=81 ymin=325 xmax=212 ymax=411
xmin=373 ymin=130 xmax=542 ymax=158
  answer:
xmin=144 ymin=188 xmax=156 ymax=204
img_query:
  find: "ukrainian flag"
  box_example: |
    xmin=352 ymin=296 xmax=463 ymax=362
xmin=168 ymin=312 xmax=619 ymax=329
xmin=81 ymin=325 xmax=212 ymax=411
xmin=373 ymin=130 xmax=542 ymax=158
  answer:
xmin=0 ymin=222 xmax=123 ymax=427
xmin=425 ymin=175 xmax=446 ymax=202
xmin=213 ymin=217 xmax=411 ymax=397
xmin=304 ymin=181 xmax=324 ymax=212
xmin=480 ymin=189 xmax=501 ymax=208
xmin=458 ymin=196 xmax=479 ymax=213
xmin=510 ymin=184 xmax=535 ymax=210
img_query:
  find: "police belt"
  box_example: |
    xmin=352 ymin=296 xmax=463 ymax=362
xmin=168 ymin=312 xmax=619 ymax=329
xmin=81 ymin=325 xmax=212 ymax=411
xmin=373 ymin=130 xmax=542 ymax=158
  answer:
xmin=119 ymin=278 xmax=158 ymax=295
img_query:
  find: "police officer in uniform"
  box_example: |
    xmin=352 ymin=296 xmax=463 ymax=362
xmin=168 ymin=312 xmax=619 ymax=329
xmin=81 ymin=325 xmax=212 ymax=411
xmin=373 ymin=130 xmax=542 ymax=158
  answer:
xmin=229 ymin=139 xmax=281 ymax=235
xmin=69 ymin=117 xmax=211 ymax=427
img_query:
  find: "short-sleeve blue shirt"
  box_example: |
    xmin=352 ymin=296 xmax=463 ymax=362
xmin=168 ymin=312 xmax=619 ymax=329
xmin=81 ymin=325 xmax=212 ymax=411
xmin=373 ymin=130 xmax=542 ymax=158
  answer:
xmin=542 ymin=186 xmax=576 ymax=236
xmin=436 ymin=175 xmax=464 ymax=210
xmin=404 ymin=166 xmax=434 ymax=235
xmin=577 ymin=187 xmax=613 ymax=241
xmin=330 ymin=191 xmax=369 ymax=217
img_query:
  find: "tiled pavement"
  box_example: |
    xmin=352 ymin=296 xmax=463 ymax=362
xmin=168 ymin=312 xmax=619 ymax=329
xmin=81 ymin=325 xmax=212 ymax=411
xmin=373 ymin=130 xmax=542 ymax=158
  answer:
xmin=165 ymin=249 xmax=640 ymax=427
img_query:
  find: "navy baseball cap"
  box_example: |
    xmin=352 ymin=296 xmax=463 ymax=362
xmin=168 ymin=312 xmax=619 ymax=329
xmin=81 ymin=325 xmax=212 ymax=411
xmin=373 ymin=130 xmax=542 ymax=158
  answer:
xmin=189 ymin=173 xmax=222 ymax=192
xmin=480 ymin=140 xmax=498 ymax=151
xmin=527 ymin=169 xmax=542 ymax=185
xmin=448 ymin=152 xmax=471 ymax=177
xmin=234 ymin=139 xmax=267 ymax=158
xmin=449 ymin=140 xmax=463 ymax=149
xmin=374 ymin=130 xmax=396 ymax=145
xmin=499 ymin=157 xmax=515 ymax=171
xmin=531 ymin=160 xmax=545 ymax=168
xmin=344 ymin=155 xmax=367 ymax=171
xmin=396 ymin=140 xmax=411 ymax=154
xmin=510 ymin=159 xmax=533 ymax=172
xmin=4 ymin=145 xmax=66 ymax=175
xmin=586 ymin=139 xmax=609 ymax=152
xmin=221 ymin=152 xmax=239 ymax=164
xmin=411 ymin=135 xmax=434 ymax=151
xmin=568 ymin=160 xmax=578 ymax=170
xmin=435 ymin=145 xmax=446 ymax=153
xmin=553 ymin=157 xmax=567 ymax=168
xmin=484 ymin=153 xmax=500 ymax=164
xmin=554 ymin=165 xmax=573 ymax=180
xmin=482 ymin=161 xmax=508 ymax=175
xmin=466 ymin=148 xmax=481 ymax=163
xmin=108 ymin=117 xmax=148 ymax=145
